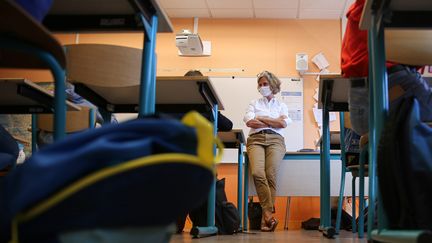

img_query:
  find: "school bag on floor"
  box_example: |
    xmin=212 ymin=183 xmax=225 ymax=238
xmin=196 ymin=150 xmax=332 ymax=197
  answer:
xmin=0 ymin=112 xmax=221 ymax=243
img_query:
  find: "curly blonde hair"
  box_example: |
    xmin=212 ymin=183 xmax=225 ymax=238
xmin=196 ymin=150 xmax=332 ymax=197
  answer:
xmin=257 ymin=70 xmax=281 ymax=94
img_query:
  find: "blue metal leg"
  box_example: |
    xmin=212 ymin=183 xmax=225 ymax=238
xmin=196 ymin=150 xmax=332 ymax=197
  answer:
xmin=352 ymin=177 xmax=357 ymax=234
xmin=367 ymin=25 xmax=377 ymax=240
xmin=358 ymin=148 xmax=366 ymax=238
xmin=52 ymin=66 xmax=66 ymax=141
xmin=336 ymin=112 xmax=347 ymax=234
xmin=206 ymin=104 xmax=218 ymax=227
xmin=243 ymin=154 xmax=249 ymax=231
xmin=139 ymin=14 xmax=158 ymax=117
xmin=89 ymin=108 xmax=95 ymax=128
xmin=100 ymin=110 xmax=112 ymax=125
xmin=149 ymin=53 xmax=157 ymax=114
xmin=321 ymin=107 xmax=334 ymax=238
xmin=336 ymin=166 xmax=346 ymax=234
xmin=369 ymin=13 xmax=389 ymax=233
xmin=192 ymin=104 xmax=219 ymax=238
xmin=31 ymin=114 xmax=37 ymax=152
xmin=237 ymin=142 xmax=244 ymax=231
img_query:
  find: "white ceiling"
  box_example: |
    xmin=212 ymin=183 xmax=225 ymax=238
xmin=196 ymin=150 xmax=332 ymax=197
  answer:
xmin=159 ymin=0 xmax=355 ymax=19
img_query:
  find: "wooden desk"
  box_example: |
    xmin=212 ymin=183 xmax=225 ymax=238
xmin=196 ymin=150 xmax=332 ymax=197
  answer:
xmin=43 ymin=0 xmax=173 ymax=117
xmin=360 ymin=1 xmax=432 ymax=241
xmin=317 ymin=74 xmax=354 ymax=237
xmin=217 ymin=129 xmax=245 ymax=231
xmin=71 ymin=74 xmax=225 ymax=116
xmin=0 ymin=79 xmax=80 ymax=114
xmin=0 ymin=78 xmax=81 ymax=151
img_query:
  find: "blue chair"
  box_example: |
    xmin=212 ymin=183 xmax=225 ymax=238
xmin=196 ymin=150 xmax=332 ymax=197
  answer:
xmin=335 ymin=112 xmax=368 ymax=238
xmin=0 ymin=112 xmax=221 ymax=243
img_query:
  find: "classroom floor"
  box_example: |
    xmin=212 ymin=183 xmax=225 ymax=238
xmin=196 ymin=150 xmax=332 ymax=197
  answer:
xmin=170 ymin=230 xmax=367 ymax=243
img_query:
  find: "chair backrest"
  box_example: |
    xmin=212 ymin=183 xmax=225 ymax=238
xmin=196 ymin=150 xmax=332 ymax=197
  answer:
xmin=343 ymin=112 xmax=352 ymax=129
xmin=37 ymin=106 xmax=94 ymax=133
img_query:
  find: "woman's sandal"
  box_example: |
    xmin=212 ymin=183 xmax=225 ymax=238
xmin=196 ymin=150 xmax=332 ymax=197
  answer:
xmin=267 ymin=217 xmax=278 ymax=232
xmin=261 ymin=217 xmax=278 ymax=232
xmin=261 ymin=219 xmax=271 ymax=232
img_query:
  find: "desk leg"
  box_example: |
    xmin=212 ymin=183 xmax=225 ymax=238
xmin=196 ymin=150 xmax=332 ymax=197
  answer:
xmin=284 ymin=196 xmax=291 ymax=230
xmin=320 ymin=107 xmax=334 ymax=238
xmin=191 ymin=104 xmax=218 ymax=238
xmin=139 ymin=14 xmax=158 ymax=117
xmin=243 ymin=153 xmax=249 ymax=231
xmin=100 ymin=110 xmax=112 ymax=125
xmin=31 ymin=114 xmax=37 ymax=152
xmin=237 ymin=143 xmax=244 ymax=231
xmin=368 ymin=13 xmax=389 ymax=237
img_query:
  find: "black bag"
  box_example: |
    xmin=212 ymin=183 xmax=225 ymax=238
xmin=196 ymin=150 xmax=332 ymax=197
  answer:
xmin=179 ymin=178 xmax=240 ymax=234
xmin=378 ymin=97 xmax=432 ymax=230
xmin=301 ymin=218 xmax=320 ymax=230
xmin=215 ymin=178 xmax=240 ymax=234
xmin=216 ymin=201 xmax=240 ymax=234
xmin=301 ymin=208 xmax=353 ymax=231
xmin=247 ymin=199 xmax=262 ymax=230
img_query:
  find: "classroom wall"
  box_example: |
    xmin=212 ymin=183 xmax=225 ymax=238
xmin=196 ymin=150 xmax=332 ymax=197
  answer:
xmin=0 ymin=18 xmax=342 ymax=230
xmin=0 ymin=18 xmax=342 ymax=147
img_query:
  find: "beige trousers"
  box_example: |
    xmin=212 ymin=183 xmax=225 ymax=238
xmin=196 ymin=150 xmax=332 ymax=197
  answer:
xmin=247 ymin=133 xmax=286 ymax=212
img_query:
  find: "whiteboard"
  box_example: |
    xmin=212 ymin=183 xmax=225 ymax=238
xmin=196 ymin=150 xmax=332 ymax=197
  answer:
xmin=209 ymin=77 xmax=303 ymax=152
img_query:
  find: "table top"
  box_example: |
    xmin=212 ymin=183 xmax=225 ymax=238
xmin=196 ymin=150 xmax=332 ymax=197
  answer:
xmin=0 ymin=79 xmax=80 ymax=114
xmin=43 ymin=0 xmax=173 ymax=33
xmin=73 ymin=76 xmax=224 ymax=113
xmin=218 ymin=129 xmax=245 ymax=148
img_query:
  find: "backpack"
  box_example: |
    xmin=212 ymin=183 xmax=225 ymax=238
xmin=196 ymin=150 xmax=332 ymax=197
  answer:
xmin=378 ymin=97 xmax=432 ymax=230
xmin=247 ymin=199 xmax=262 ymax=230
xmin=180 ymin=178 xmax=240 ymax=235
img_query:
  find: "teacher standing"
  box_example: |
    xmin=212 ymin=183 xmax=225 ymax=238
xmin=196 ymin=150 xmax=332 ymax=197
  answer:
xmin=243 ymin=70 xmax=291 ymax=232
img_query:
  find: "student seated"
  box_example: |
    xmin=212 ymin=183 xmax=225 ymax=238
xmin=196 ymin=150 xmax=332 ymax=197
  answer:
xmin=342 ymin=0 xmax=432 ymax=136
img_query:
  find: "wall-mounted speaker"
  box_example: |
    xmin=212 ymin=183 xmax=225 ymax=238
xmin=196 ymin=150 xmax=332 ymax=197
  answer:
xmin=296 ymin=53 xmax=308 ymax=74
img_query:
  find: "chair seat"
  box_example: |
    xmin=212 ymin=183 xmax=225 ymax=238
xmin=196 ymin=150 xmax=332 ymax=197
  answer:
xmin=347 ymin=164 xmax=369 ymax=177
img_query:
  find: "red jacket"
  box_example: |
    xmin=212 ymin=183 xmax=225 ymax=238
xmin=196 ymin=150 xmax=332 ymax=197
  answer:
xmin=341 ymin=0 xmax=396 ymax=77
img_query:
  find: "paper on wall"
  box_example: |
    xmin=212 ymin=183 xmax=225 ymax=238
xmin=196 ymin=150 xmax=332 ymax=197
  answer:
xmin=313 ymin=107 xmax=337 ymax=126
xmin=281 ymin=90 xmax=303 ymax=122
xmin=312 ymin=52 xmax=330 ymax=70
xmin=313 ymin=107 xmax=322 ymax=127
xmin=313 ymin=88 xmax=319 ymax=101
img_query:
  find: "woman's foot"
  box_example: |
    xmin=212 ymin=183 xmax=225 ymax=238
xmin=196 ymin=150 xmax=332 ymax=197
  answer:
xmin=261 ymin=216 xmax=278 ymax=232
xmin=266 ymin=217 xmax=278 ymax=232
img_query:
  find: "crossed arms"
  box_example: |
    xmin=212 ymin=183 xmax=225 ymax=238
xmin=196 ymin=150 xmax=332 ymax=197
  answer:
xmin=246 ymin=115 xmax=288 ymax=129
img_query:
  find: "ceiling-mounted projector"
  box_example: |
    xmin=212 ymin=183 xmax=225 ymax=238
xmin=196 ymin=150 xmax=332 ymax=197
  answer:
xmin=175 ymin=29 xmax=211 ymax=57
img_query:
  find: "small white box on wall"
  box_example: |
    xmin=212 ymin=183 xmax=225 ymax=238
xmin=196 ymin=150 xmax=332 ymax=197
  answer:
xmin=296 ymin=53 xmax=308 ymax=75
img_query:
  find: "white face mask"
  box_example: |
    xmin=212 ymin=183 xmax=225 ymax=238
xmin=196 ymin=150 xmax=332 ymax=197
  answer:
xmin=259 ymin=86 xmax=272 ymax=97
